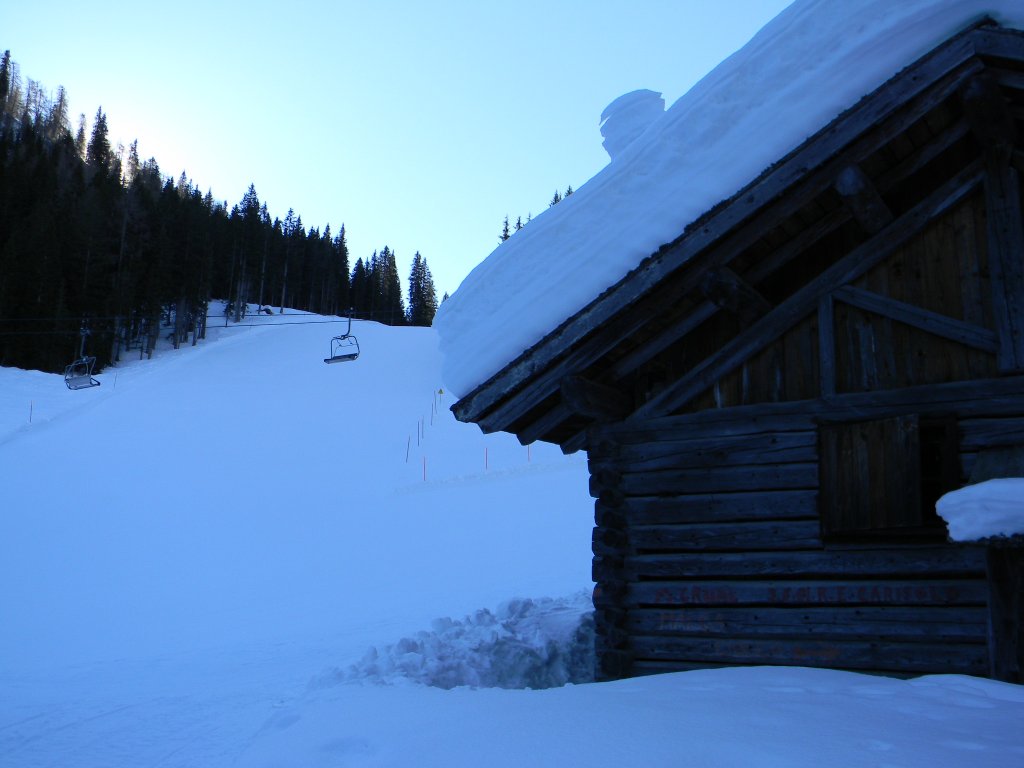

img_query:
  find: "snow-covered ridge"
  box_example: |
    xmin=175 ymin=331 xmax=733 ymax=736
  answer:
xmin=435 ymin=0 xmax=1024 ymax=399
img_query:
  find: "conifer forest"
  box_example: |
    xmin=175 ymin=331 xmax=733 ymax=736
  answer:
xmin=0 ymin=50 xmax=438 ymax=375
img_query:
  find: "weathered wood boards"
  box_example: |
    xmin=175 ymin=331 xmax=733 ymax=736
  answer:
xmin=630 ymin=163 xmax=984 ymax=420
xmin=986 ymin=545 xmax=1024 ymax=682
xmin=450 ymin=21 xmax=1024 ymax=683
xmin=982 ymin=163 xmax=1024 ymax=372
xmin=588 ymin=387 xmax=1024 ymax=680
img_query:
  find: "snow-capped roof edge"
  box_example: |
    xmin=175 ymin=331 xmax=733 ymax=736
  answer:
xmin=452 ymin=18 xmax=1006 ymax=436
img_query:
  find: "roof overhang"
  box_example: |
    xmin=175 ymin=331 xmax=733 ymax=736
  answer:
xmin=452 ymin=21 xmax=1024 ymax=452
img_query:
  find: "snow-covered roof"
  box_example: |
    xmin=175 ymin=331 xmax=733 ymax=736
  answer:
xmin=434 ymin=0 xmax=1024 ymax=400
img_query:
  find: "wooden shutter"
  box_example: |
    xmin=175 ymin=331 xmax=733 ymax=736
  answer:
xmin=819 ymin=415 xmax=936 ymax=539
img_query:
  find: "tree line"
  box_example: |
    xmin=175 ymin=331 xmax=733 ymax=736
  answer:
xmin=499 ymin=185 xmax=574 ymax=242
xmin=0 ymin=50 xmax=437 ymax=375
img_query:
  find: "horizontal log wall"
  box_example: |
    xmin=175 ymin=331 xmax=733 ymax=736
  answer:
xmin=586 ymin=398 xmax=1024 ymax=680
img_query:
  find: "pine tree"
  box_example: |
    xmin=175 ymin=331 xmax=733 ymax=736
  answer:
xmin=350 ymin=257 xmax=369 ymax=316
xmin=0 ymin=51 xmax=11 ymax=110
xmin=549 ymin=189 xmax=562 ymax=207
xmin=3 ymin=59 xmax=22 ymax=120
xmin=45 ymin=85 xmax=70 ymax=141
xmin=86 ymin=106 xmax=110 ymax=169
xmin=407 ymin=251 xmax=437 ymax=326
xmin=334 ymin=224 xmax=351 ymax=313
xmin=74 ymin=113 xmax=86 ymax=158
xmin=280 ymin=207 xmax=297 ymax=311
xmin=373 ymin=246 xmax=405 ymax=325
xmin=500 ymin=215 xmax=511 ymax=242
xmin=124 ymin=139 xmax=140 ymax=186
xmin=176 ymin=170 xmax=190 ymax=197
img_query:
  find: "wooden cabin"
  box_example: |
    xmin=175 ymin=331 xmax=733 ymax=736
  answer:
xmin=451 ymin=20 xmax=1024 ymax=682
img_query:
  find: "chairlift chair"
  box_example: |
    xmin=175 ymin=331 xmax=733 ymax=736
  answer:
xmin=64 ymin=326 xmax=101 ymax=390
xmin=324 ymin=314 xmax=360 ymax=364
xmin=64 ymin=356 xmax=100 ymax=390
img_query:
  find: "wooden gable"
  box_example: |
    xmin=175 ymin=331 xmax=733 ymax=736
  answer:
xmin=453 ymin=21 xmax=1024 ymax=455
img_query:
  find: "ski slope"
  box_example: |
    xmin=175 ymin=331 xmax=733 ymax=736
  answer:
xmin=1 ymin=311 xmax=1023 ymax=767
xmin=0 ymin=311 xmax=594 ymax=765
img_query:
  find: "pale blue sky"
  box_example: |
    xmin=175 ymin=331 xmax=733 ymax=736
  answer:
xmin=4 ymin=1 xmax=791 ymax=296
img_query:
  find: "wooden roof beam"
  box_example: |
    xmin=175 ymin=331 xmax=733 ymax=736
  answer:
xmin=835 ymin=164 xmax=894 ymax=234
xmin=515 ymin=401 xmax=573 ymax=447
xmin=612 ymin=119 xmax=975 ymax=382
xmin=560 ymin=375 xmax=632 ymax=421
xmin=597 ymin=374 xmax=1024 ymax=442
xmin=629 ymin=161 xmax=984 ymax=421
xmin=961 ymin=73 xmax=1019 ymax=160
xmin=833 ymin=285 xmax=999 ymax=352
xmin=699 ymin=266 xmax=772 ymax=326
xmin=983 ymin=162 xmax=1024 ymax=372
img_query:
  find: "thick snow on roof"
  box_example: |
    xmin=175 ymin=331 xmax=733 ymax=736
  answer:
xmin=435 ymin=0 xmax=1024 ymax=400
xmin=936 ymin=478 xmax=1024 ymax=541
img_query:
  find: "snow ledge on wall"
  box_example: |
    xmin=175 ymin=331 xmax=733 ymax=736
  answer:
xmin=936 ymin=478 xmax=1024 ymax=542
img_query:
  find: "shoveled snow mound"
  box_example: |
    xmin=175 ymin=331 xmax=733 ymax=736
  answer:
xmin=314 ymin=593 xmax=594 ymax=690
xmin=434 ymin=0 xmax=1024 ymax=399
xmin=936 ymin=478 xmax=1024 ymax=541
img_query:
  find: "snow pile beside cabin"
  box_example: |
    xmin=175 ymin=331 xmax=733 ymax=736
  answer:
xmin=434 ymin=0 xmax=1024 ymax=399
xmin=313 ymin=593 xmax=595 ymax=691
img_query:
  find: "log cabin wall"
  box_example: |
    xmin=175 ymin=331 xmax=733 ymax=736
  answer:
xmin=588 ymin=384 xmax=1024 ymax=680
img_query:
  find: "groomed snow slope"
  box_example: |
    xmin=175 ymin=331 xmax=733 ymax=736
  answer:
xmin=2 ymin=314 xmax=1023 ymax=766
xmin=0 ymin=312 xmax=593 ymax=766
xmin=434 ymin=0 xmax=1024 ymax=399
xmin=0 ymin=314 xmax=592 ymax=669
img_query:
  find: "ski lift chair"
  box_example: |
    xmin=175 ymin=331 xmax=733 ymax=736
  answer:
xmin=64 ymin=355 xmax=101 ymax=390
xmin=64 ymin=325 xmax=101 ymax=390
xmin=324 ymin=314 xmax=360 ymax=364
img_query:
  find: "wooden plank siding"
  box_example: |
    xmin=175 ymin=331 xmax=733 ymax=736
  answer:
xmin=679 ymin=190 xmax=998 ymax=414
xmin=586 ymin=396 xmax=1018 ymax=679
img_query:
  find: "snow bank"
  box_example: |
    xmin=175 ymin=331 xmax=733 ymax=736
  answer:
xmin=313 ymin=593 xmax=594 ymax=690
xmin=237 ymin=666 xmax=1024 ymax=768
xmin=434 ymin=0 xmax=1024 ymax=399
xmin=936 ymin=478 xmax=1024 ymax=541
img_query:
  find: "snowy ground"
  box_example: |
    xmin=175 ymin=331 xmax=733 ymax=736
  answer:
xmin=2 ymin=309 xmax=1023 ymax=767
